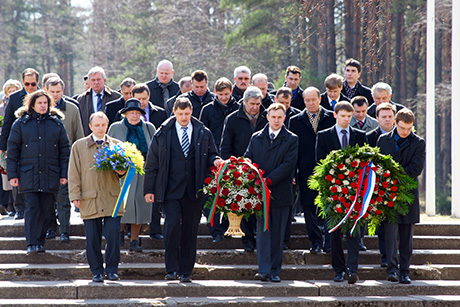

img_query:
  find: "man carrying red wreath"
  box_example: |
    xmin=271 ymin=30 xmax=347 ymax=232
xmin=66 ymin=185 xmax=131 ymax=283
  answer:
xmin=245 ymin=103 xmax=298 ymax=282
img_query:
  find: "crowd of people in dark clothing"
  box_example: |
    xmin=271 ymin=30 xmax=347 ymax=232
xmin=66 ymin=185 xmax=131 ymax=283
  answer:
xmin=0 ymin=58 xmax=424 ymax=285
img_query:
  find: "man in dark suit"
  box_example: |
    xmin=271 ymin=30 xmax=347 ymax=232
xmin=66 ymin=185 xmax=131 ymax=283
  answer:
xmin=146 ymin=59 xmax=180 ymax=108
xmin=144 ymin=97 xmax=222 ymax=283
xmin=0 ymin=68 xmax=40 ymax=220
xmin=280 ymin=66 xmax=304 ymax=111
xmin=368 ymin=82 xmax=405 ymax=118
xmin=350 ymin=96 xmax=379 ymax=133
xmin=316 ymin=101 xmax=367 ymax=284
xmin=341 ymin=58 xmax=374 ymax=105
xmin=289 ymin=87 xmax=335 ymax=254
xmin=320 ymin=73 xmax=350 ymax=111
xmin=104 ymin=78 xmax=136 ymax=125
xmin=220 ymin=86 xmax=267 ymax=252
xmin=366 ymin=102 xmax=396 ymax=268
xmin=76 ymin=66 xmax=121 ymax=136
xmin=252 ymin=73 xmax=274 ymax=109
xmin=377 ymin=108 xmax=425 ymax=284
xmin=232 ymin=66 xmax=251 ymax=102
xmin=275 ymin=88 xmax=300 ymax=127
xmin=245 ymin=103 xmax=298 ymax=283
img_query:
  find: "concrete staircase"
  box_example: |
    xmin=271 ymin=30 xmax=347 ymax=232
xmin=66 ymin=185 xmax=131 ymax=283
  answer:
xmin=1 ymin=212 xmax=460 ymax=306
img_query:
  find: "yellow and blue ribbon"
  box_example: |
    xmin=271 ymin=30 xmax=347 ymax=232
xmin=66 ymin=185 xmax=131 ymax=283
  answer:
xmin=112 ymin=166 xmax=136 ymax=217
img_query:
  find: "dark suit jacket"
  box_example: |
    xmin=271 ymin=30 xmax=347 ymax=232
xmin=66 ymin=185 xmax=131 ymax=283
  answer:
xmin=244 ymin=125 xmax=298 ymax=208
xmin=146 ymin=78 xmax=180 ymax=108
xmin=111 ymin=101 xmax=168 ymax=130
xmin=341 ymin=81 xmax=374 ymax=105
xmin=288 ymin=107 xmax=336 ymax=205
xmin=316 ymin=125 xmax=368 ymax=163
xmin=320 ymin=92 xmax=350 ymax=111
xmin=284 ymin=107 xmax=300 ymax=125
xmin=105 ymin=96 xmax=126 ymax=126
xmin=76 ymin=87 xmax=121 ymax=136
xmin=0 ymin=88 xmax=28 ymax=151
xmin=165 ymin=90 xmax=215 ymax=118
xmin=366 ymin=127 xmax=384 ymax=147
xmin=377 ymin=130 xmax=425 ymax=224
xmin=367 ymin=101 xmax=405 ymax=118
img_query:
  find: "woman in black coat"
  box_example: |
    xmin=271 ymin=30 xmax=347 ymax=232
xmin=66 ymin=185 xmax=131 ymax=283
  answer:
xmin=7 ymin=90 xmax=70 ymax=255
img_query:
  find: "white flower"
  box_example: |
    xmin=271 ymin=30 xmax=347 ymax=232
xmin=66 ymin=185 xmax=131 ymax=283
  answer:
xmin=329 ymin=169 xmax=335 ymax=175
xmin=343 ymin=180 xmax=350 ymax=186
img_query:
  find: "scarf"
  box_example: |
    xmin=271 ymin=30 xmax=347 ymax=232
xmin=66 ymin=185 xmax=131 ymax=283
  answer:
xmin=124 ymin=117 xmax=148 ymax=157
xmin=343 ymin=81 xmax=358 ymax=99
xmin=155 ymin=77 xmax=174 ymax=105
xmin=307 ymin=108 xmax=321 ymax=133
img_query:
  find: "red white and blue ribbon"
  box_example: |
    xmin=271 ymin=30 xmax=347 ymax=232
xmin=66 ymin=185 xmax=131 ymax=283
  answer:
xmin=329 ymin=162 xmax=376 ymax=236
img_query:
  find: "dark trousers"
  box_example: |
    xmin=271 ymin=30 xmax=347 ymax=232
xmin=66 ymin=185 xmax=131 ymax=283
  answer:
xmin=83 ymin=216 xmax=121 ymax=275
xmin=331 ymin=229 xmax=360 ymax=275
xmin=241 ymin=215 xmax=257 ymax=249
xmin=256 ymin=206 xmax=290 ymax=276
xmin=385 ymin=223 xmax=414 ymax=277
xmin=12 ymin=186 xmax=25 ymax=213
xmin=204 ymin=206 xmax=228 ymax=237
xmin=303 ymin=203 xmax=323 ymax=248
xmin=377 ymin=224 xmax=386 ymax=263
xmin=163 ymin=196 xmax=202 ymax=276
xmin=48 ymin=184 xmax=71 ymax=234
xmin=23 ymin=192 xmax=54 ymax=246
xmin=149 ymin=203 xmax=163 ymax=235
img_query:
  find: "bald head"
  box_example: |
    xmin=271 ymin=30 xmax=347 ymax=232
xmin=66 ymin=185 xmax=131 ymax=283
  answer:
xmin=156 ymin=60 xmax=174 ymax=84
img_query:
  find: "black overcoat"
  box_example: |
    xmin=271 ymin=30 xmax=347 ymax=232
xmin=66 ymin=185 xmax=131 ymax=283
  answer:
xmin=319 ymin=92 xmax=350 ymax=111
xmin=145 ymin=78 xmax=180 ymax=108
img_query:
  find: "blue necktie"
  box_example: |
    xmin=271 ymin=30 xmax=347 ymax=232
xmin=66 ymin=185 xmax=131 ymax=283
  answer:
xmin=96 ymin=93 xmax=102 ymax=111
xmin=331 ymin=100 xmax=337 ymax=110
xmin=341 ymin=129 xmax=348 ymax=148
xmin=181 ymin=126 xmax=190 ymax=157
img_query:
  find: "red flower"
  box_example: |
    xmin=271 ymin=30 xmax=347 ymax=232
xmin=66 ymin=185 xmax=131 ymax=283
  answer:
xmin=233 ymin=171 xmax=241 ymax=179
xmin=247 ymin=173 xmax=255 ymax=180
xmin=359 ymin=190 xmax=365 ymax=196
xmin=204 ymin=177 xmax=212 ymax=184
xmin=342 ymin=187 xmax=349 ymax=194
xmin=235 ymin=180 xmax=242 ymax=186
xmin=255 ymin=203 xmax=262 ymax=211
xmin=370 ymin=199 xmax=376 ymax=204
xmin=375 ymin=209 xmax=382 ymax=215
xmin=259 ymin=169 xmax=265 ymax=175
xmin=337 ymin=163 xmax=344 ymax=169
xmin=231 ymin=203 xmax=239 ymax=211
xmin=338 ymin=174 xmax=345 ymax=180
xmin=382 ymin=182 xmax=389 ymax=188
xmin=354 ymin=204 xmax=361 ymax=212
xmin=245 ymin=202 xmax=252 ymax=209
xmin=378 ymin=190 xmax=385 ymax=196
xmin=344 ymin=202 xmax=351 ymax=208
xmin=257 ymin=193 xmax=262 ymax=200
xmin=390 ymin=186 xmax=398 ymax=192
xmin=339 ymin=196 xmax=346 ymax=203
xmin=376 ymin=178 xmax=380 ymax=183
xmin=390 ymin=193 xmax=396 ymax=199
xmin=238 ymin=157 xmax=245 ymax=162
xmin=363 ymin=212 xmax=369 ymax=219
xmin=352 ymin=215 xmax=358 ymax=220
xmin=371 ymin=166 xmax=377 ymax=172
xmin=350 ymin=195 xmax=355 ymax=201
xmin=223 ymin=175 xmax=230 ymax=181
xmin=218 ymin=199 xmax=226 ymax=207
xmin=335 ymin=179 xmax=341 ymax=185
xmin=248 ymin=187 xmax=256 ymax=195
xmin=332 ymin=195 xmax=339 ymax=201
xmin=367 ymin=206 xmax=372 ymax=212
xmin=236 ymin=194 xmax=243 ymax=202
xmin=265 ymin=178 xmax=272 ymax=186
xmin=210 ymin=187 xmax=217 ymax=194
xmin=330 ymin=186 xmax=338 ymax=193
xmin=349 ymin=171 xmax=356 ymax=178
xmin=351 ymin=161 xmax=358 ymax=168
xmin=230 ymin=156 xmax=238 ymax=163
xmin=360 ymin=161 xmax=367 ymax=167
xmin=210 ymin=166 xmax=217 ymax=172
xmin=228 ymin=164 xmax=236 ymax=170
xmin=326 ymin=175 xmax=334 ymax=181
xmin=388 ymin=201 xmax=394 ymax=207
xmin=383 ymin=172 xmax=390 ymax=178
xmin=255 ymin=179 xmax=262 ymax=185
xmin=336 ymin=207 xmax=343 ymax=213
xmin=222 ymin=188 xmax=230 ymax=196
xmin=351 ymin=182 xmax=358 ymax=188
xmin=242 ymin=166 xmax=249 ymax=173
xmin=393 ymin=179 xmax=398 ymax=185
xmin=374 ymin=186 xmax=378 ymax=191
xmin=376 ymin=196 xmax=383 ymax=203
xmin=253 ymin=163 xmax=260 ymax=168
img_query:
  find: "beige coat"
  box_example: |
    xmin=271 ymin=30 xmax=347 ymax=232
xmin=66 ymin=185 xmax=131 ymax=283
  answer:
xmin=68 ymin=134 xmax=124 ymax=220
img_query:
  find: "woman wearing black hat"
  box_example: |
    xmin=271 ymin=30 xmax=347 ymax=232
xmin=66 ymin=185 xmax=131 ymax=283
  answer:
xmin=108 ymin=98 xmax=156 ymax=252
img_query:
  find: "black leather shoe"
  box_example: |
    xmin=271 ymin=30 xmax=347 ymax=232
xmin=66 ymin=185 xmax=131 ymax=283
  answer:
xmin=212 ymin=234 xmax=224 ymax=244
xmin=271 ymin=275 xmax=281 ymax=282
xmin=60 ymin=233 xmax=70 ymax=243
xmin=26 ymin=245 xmax=38 ymax=255
xmin=244 ymin=246 xmax=255 ymax=253
xmin=323 ymin=247 xmax=331 ymax=254
xmin=348 ymin=273 xmax=359 ymax=284
xmin=399 ymin=275 xmax=411 ymax=284
xmin=180 ymin=275 xmax=192 ymax=283
xmin=254 ymin=273 xmax=271 ymax=282
xmin=333 ymin=271 xmax=347 ymax=282
xmin=37 ymin=245 xmax=46 ymax=253
xmin=14 ymin=211 xmax=24 ymax=220
xmin=45 ymin=230 xmax=55 ymax=240
xmin=129 ymin=240 xmax=143 ymax=252
xmin=106 ymin=273 xmax=120 ymax=281
xmin=92 ymin=274 xmax=104 ymax=282
xmin=8 ymin=210 xmax=16 ymax=217
xmin=150 ymin=233 xmax=164 ymax=241
xmin=387 ymin=273 xmax=398 ymax=282
xmin=381 ymin=261 xmax=388 ymax=268
xmin=283 ymin=245 xmax=289 ymax=251
xmin=310 ymin=246 xmax=321 ymax=254
xmin=165 ymin=272 xmax=178 ymax=280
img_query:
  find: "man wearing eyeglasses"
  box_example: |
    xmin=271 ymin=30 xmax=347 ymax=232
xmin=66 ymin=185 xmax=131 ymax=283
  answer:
xmin=0 ymin=68 xmax=40 ymax=220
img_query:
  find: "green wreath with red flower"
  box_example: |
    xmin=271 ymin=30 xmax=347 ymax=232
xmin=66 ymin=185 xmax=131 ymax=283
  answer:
xmin=308 ymin=144 xmax=418 ymax=236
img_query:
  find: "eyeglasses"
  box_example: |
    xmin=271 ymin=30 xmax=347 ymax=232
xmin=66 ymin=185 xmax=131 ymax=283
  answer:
xmin=24 ymin=82 xmax=37 ymax=87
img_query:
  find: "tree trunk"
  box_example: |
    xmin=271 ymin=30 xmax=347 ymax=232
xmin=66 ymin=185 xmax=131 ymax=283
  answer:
xmin=326 ymin=0 xmax=336 ymax=74
xmin=344 ymin=0 xmax=353 ymax=59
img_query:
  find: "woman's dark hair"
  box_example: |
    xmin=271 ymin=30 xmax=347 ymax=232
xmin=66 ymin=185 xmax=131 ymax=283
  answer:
xmin=24 ymin=90 xmax=53 ymax=113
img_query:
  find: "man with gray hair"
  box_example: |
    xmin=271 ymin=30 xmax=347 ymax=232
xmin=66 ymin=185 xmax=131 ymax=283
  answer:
xmin=220 ymin=86 xmax=267 ymax=252
xmin=252 ymin=73 xmax=274 ymax=109
xmin=76 ymin=66 xmax=121 ymax=135
xmin=146 ymin=59 xmax=180 ymax=108
xmin=232 ymin=66 xmax=251 ymax=102
xmin=367 ymin=82 xmax=405 ymax=118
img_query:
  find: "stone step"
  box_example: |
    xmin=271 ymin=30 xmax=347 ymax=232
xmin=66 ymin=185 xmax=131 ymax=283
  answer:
xmin=1 ymin=234 xmax=460 ymax=251
xmin=1 ymin=249 xmax=459 ymax=266
xmin=0 ymin=263 xmax=457 ymax=281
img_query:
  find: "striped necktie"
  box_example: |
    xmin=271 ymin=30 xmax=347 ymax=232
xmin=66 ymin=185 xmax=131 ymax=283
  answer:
xmin=96 ymin=93 xmax=102 ymax=111
xmin=181 ymin=126 xmax=190 ymax=157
